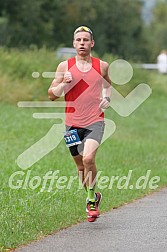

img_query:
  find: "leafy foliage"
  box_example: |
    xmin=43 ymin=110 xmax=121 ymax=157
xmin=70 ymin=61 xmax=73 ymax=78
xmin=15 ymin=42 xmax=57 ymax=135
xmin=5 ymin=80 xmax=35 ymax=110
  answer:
xmin=0 ymin=0 xmax=167 ymax=61
xmin=0 ymin=0 xmax=147 ymax=60
xmin=148 ymin=0 xmax=167 ymax=60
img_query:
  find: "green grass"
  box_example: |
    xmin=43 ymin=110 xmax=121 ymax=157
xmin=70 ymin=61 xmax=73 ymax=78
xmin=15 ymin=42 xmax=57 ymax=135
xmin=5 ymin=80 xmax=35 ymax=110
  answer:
xmin=0 ymin=47 xmax=59 ymax=103
xmin=0 ymin=48 xmax=167 ymax=250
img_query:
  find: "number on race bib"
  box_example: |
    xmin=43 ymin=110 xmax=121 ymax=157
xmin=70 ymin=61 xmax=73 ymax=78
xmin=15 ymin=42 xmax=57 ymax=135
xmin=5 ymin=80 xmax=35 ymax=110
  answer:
xmin=64 ymin=129 xmax=82 ymax=147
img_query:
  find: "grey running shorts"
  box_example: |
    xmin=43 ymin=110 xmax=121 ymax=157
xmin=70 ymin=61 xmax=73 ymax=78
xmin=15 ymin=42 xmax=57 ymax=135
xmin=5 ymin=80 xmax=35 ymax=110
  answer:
xmin=65 ymin=121 xmax=105 ymax=156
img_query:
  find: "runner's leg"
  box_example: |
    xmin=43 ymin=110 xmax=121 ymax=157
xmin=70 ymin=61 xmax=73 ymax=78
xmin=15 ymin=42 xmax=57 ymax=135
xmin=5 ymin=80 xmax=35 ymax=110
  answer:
xmin=72 ymin=154 xmax=86 ymax=190
xmin=83 ymin=139 xmax=100 ymax=220
xmin=83 ymin=138 xmax=99 ymax=189
xmin=72 ymin=139 xmax=99 ymax=190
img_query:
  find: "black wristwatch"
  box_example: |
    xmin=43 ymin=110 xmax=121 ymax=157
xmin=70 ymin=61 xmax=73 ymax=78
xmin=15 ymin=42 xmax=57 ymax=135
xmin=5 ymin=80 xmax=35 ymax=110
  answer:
xmin=104 ymin=97 xmax=111 ymax=103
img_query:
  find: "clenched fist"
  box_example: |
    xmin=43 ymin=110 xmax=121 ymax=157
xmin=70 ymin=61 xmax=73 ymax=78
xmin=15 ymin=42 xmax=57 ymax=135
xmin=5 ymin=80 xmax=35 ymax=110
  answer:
xmin=63 ymin=71 xmax=72 ymax=84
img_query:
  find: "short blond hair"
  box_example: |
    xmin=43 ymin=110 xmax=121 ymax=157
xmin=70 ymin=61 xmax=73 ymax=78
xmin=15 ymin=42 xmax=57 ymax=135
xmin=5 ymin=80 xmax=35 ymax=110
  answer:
xmin=74 ymin=26 xmax=93 ymax=40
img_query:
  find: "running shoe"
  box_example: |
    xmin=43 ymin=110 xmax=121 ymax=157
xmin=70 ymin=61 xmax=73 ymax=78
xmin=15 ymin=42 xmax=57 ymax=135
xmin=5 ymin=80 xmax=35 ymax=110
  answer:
xmin=86 ymin=200 xmax=99 ymax=222
xmin=86 ymin=192 xmax=102 ymax=222
xmin=95 ymin=192 xmax=102 ymax=208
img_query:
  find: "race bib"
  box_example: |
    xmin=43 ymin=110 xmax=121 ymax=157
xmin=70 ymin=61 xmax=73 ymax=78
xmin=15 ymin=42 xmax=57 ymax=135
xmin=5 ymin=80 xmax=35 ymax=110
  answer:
xmin=64 ymin=129 xmax=82 ymax=147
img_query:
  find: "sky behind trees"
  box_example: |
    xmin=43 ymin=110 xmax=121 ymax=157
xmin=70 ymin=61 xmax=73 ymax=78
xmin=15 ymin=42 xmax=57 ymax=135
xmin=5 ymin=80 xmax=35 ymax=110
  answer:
xmin=142 ymin=0 xmax=156 ymax=24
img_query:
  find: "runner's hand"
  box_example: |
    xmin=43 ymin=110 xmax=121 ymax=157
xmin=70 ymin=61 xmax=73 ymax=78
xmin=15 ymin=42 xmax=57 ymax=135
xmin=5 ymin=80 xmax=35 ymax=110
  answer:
xmin=63 ymin=71 xmax=72 ymax=84
xmin=99 ymin=98 xmax=110 ymax=109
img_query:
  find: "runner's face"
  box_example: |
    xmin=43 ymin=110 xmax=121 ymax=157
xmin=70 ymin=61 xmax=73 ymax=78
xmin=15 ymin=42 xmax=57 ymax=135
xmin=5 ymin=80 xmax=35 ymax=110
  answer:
xmin=73 ymin=32 xmax=94 ymax=56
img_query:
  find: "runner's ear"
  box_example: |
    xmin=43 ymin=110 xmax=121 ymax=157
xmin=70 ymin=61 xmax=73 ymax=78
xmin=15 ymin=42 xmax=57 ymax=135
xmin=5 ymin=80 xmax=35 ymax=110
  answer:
xmin=91 ymin=40 xmax=95 ymax=48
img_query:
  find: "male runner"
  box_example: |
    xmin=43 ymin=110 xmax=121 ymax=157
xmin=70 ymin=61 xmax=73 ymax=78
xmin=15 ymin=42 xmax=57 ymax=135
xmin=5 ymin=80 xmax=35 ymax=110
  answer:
xmin=48 ymin=26 xmax=111 ymax=222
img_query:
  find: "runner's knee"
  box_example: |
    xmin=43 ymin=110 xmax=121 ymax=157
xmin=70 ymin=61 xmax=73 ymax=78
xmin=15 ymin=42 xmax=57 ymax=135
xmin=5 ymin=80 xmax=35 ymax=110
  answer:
xmin=83 ymin=156 xmax=95 ymax=167
xmin=77 ymin=165 xmax=84 ymax=172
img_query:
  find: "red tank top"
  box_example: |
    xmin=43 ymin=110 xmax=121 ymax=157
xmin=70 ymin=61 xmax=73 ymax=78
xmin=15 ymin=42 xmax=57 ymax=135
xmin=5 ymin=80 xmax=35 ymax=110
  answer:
xmin=64 ymin=57 xmax=104 ymax=127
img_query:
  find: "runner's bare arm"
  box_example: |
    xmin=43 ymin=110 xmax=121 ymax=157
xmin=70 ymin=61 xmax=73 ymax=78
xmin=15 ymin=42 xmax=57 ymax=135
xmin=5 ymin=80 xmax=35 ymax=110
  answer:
xmin=99 ymin=61 xmax=112 ymax=109
xmin=48 ymin=61 xmax=72 ymax=100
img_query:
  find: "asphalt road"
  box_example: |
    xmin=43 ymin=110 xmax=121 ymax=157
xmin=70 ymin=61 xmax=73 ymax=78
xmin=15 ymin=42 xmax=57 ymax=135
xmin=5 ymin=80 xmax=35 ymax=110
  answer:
xmin=17 ymin=187 xmax=167 ymax=252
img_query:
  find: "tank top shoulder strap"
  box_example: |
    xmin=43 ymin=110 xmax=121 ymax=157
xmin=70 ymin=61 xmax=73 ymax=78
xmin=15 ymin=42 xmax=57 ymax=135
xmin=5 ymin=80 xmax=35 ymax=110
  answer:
xmin=91 ymin=57 xmax=101 ymax=75
xmin=68 ymin=57 xmax=76 ymax=70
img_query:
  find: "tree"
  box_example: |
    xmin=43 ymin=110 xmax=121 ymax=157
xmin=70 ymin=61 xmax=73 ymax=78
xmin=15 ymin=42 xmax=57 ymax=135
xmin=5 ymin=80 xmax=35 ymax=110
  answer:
xmin=148 ymin=1 xmax=167 ymax=60
xmin=90 ymin=0 xmax=146 ymax=60
xmin=1 ymin=0 xmax=56 ymax=47
xmin=0 ymin=0 xmax=149 ymax=61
